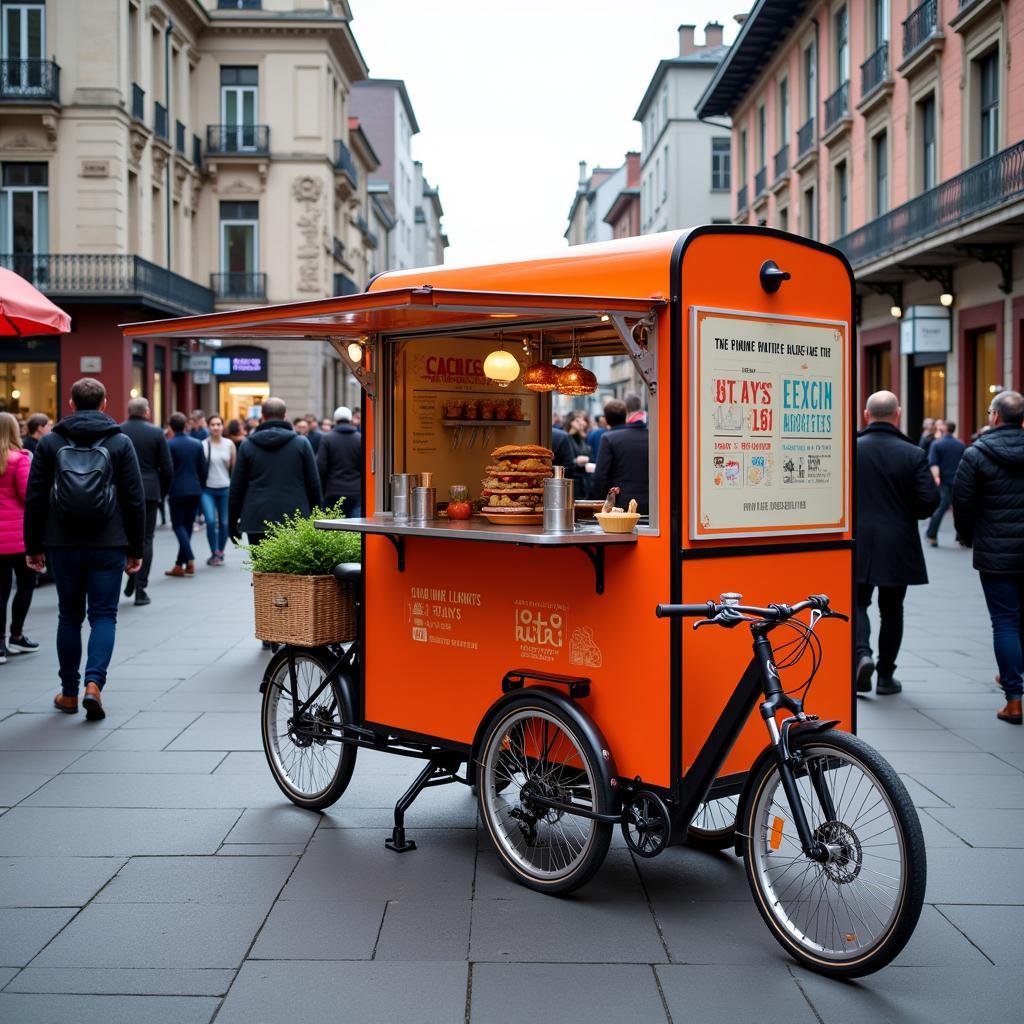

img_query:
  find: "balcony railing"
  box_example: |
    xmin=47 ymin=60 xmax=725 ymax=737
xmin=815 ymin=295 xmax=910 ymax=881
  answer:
xmin=903 ymin=0 xmax=939 ymax=59
xmin=332 ymin=236 xmax=345 ymax=263
xmin=754 ymin=166 xmax=767 ymax=196
xmin=737 ymin=183 xmax=749 ymax=212
xmin=210 ymin=272 xmax=267 ymax=301
xmin=861 ymin=42 xmax=889 ymax=97
xmin=0 ymin=58 xmax=60 ymax=102
xmin=206 ymin=124 xmax=269 ymax=154
xmin=833 ymin=139 xmax=1024 ymax=267
xmin=333 ymin=139 xmax=359 ymax=185
xmin=175 ymin=120 xmax=186 ymax=155
xmin=154 ymin=101 xmax=168 ymax=141
xmin=131 ymin=83 xmax=145 ymax=121
xmin=774 ymin=144 xmax=789 ymax=181
xmin=823 ymin=81 xmax=850 ymax=134
xmin=797 ymin=117 xmax=815 ymax=158
xmin=0 ymin=254 xmax=214 ymax=316
xmin=218 ymin=0 xmax=261 ymax=7
xmin=356 ymin=214 xmax=378 ymax=248
xmin=334 ymin=273 xmax=359 ymax=296
xmin=192 ymin=133 xmax=202 ymax=168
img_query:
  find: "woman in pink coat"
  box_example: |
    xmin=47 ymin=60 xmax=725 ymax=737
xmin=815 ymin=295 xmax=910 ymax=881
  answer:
xmin=0 ymin=412 xmax=38 ymax=664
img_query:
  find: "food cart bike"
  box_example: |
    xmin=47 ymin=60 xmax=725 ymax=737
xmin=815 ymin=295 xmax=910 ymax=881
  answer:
xmin=125 ymin=227 xmax=925 ymax=977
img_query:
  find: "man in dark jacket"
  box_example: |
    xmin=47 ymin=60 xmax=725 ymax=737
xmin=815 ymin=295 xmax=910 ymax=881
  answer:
xmin=592 ymin=398 xmax=649 ymax=513
xmin=165 ymin=412 xmax=207 ymax=577
xmin=925 ymin=419 xmax=966 ymax=546
xmin=24 ymin=378 xmax=145 ymax=721
xmin=120 ymin=396 xmax=172 ymax=604
xmin=229 ymin=396 xmax=323 ymax=546
xmin=855 ymin=391 xmax=939 ymax=696
xmin=952 ymin=389 xmax=1024 ymax=725
xmin=316 ymin=405 xmax=361 ymax=516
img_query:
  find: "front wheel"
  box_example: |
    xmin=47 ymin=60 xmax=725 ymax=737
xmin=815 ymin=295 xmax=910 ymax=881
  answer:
xmin=741 ymin=730 xmax=925 ymax=978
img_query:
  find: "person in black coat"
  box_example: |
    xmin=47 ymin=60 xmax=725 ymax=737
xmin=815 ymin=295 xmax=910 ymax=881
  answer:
xmin=952 ymin=389 xmax=1024 ymax=725
xmin=855 ymin=391 xmax=940 ymax=696
xmin=229 ymin=397 xmax=323 ymax=545
xmin=316 ymin=406 xmax=361 ymax=516
xmin=165 ymin=413 xmax=208 ymax=576
xmin=120 ymin=397 xmax=173 ymax=604
xmin=592 ymin=399 xmax=649 ymax=513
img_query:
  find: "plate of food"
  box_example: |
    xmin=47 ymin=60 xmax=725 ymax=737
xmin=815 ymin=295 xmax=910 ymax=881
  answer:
xmin=480 ymin=511 xmax=543 ymax=525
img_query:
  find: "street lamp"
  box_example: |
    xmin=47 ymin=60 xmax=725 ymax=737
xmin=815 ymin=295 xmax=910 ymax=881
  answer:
xmin=939 ymin=292 xmax=954 ymax=307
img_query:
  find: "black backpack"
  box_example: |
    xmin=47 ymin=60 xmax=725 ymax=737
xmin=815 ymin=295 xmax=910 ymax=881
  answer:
xmin=52 ymin=438 xmax=117 ymax=529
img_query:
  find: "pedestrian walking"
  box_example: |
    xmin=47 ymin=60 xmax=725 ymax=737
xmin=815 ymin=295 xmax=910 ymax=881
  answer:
xmin=22 ymin=413 xmax=51 ymax=454
xmin=855 ymin=391 xmax=940 ymax=696
xmin=165 ymin=412 xmax=207 ymax=577
xmin=316 ymin=405 xmax=361 ymax=516
xmin=229 ymin=396 xmax=322 ymax=548
xmin=925 ymin=419 xmax=966 ymax=547
xmin=23 ymin=378 xmax=145 ymax=720
xmin=564 ymin=411 xmax=592 ymax=498
xmin=226 ymin=418 xmax=246 ymax=448
xmin=0 ymin=412 xmax=38 ymax=663
xmin=119 ymin=397 xmax=173 ymax=606
xmin=952 ymin=389 xmax=1024 ymax=725
xmin=592 ymin=398 xmax=649 ymax=513
xmin=189 ymin=410 xmax=209 ymax=441
xmin=200 ymin=414 xmax=235 ymax=566
xmin=303 ymin=414 xmax=322 ymax=454
xmin=919 ymin=417 xmax=937 ymax=455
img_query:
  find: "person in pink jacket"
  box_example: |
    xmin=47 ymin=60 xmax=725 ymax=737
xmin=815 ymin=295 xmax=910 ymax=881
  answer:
xmin=0 ymin=411 xmax=38 ymax=664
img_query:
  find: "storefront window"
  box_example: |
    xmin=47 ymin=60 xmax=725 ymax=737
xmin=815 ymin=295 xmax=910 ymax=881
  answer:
xmin=153 ymin=346 xmax=165 ymax=426
xmin=972 ymin=330 xmax=997 ymax=432
xmin=867 ymin=344 xmax=891 ymax=396
xmin=922 ymin=364 xmax=945 ymax=421
xmin=0 ymin=360 xmax=57 ymax=419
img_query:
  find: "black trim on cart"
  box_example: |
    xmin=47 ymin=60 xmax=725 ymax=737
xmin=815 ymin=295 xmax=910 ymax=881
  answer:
xmin=502 ymin=668 xmax=592 ymax=699
xmin=681 ymin=539 xmax=854 ymax=560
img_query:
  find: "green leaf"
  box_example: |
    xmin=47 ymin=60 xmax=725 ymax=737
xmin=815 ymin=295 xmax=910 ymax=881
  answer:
xmin=238 ymin=500 xmax=360 ymax=575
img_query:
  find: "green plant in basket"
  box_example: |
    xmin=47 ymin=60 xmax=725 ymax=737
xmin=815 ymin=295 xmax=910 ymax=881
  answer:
xmin=243 ymin=501 xmax=361 ymax=575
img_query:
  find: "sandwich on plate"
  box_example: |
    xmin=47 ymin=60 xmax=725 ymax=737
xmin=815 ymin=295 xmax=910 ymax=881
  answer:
xmin=481 ymin=444 xmax=553 ymax=513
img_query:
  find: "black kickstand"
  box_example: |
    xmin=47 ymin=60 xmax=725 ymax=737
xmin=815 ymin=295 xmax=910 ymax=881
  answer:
xmin=385 ymin=757 xmax=440 ymax=853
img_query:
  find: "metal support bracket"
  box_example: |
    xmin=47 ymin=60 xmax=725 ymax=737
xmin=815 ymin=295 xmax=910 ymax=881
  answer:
xmin=904 ymin=264 xmax=953 ymax=296
xmin=578 ymin=545 xmax=605 ymax=595
xmin=329 ymin=335 xmax=378 ymax=401
xmin=610 ymin=312 xmax=658 ymax=396
xmin=383 ymin=533 xmax=405 ymax=572
xmin=864 ymin=280 xmax=904 ymax=314
xmin=955 ymin=244 xmax=1013 ymax=294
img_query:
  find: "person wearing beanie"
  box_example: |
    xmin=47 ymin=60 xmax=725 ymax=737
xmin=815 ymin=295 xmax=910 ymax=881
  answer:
xmin=316 ymin=405 xmax=362 ymax=516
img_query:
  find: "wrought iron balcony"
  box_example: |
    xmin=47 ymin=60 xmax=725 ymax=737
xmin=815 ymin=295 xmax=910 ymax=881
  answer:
xmin=154 ymin=101 xmax=168 ymax=141
xmin=175 ymin=120 xmax=186 ymax=155
xmin=333 ymin=140 xmax=359 ymax=185
xmin=0 ymin=253 xmax=214 ymax=316
xmin=210 ymin=272 xmax=267 ymax=301
xmin=334 ymin=272 xmax=359 ymax=296
xmin=833 ymin=139 xmax=1024 ymax=268
xmin=206 ymin=124 xmax=270 ymax=155
xmin=754 ymin=166 xmax=767 ymax=197
xmin=774 ymin=144 xmax=789 ymax=181
xmin=797 ymin=117 xmax=815 ymax=159
xmin=356 ymin=214 xmax=378 ymax=248
xmin=332 ymin=236 xmax=345 ymax=263
xmin=131 ymin=83 xmax=145 ymax=121
xmin=823 ymin=81 xmax=850 ymax=134
xmin=903 ymin=0 xmax=940 ymax=59
xmin=192 ymin=134 xmax=202 ymax=168
xmin=737 ymin=183 xmax=749 ymax=212
xmin=218 ymin=0 xmax=261 ymax=7
xmin=0 ymin=58 xmax=60 ymax=103
xmin=861 ymin=43 xmax=889 ymax=97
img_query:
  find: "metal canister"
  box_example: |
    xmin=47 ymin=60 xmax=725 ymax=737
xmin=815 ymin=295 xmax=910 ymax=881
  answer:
xmin=411 ymin=486 xmax=436 ymax=522
xmin=543 ymin=466 xmax=575 ymax=533
xmin=391 ymin=473 xmax=416 ymax=520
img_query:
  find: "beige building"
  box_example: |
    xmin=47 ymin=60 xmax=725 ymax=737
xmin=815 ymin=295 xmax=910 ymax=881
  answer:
xmin=0 ymin=0 xmax=383 ymax=423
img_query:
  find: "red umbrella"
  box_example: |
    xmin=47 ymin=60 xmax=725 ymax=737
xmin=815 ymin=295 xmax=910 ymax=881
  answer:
xmin=0 ymin=266 xmax=71 ymax=335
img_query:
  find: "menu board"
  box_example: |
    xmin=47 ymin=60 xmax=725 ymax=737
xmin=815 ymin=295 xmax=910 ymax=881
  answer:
xmin=691 ymin=308 xmax=848 ymax=540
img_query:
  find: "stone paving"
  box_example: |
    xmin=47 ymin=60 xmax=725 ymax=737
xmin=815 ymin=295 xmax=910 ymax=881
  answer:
xmin=0 ymin=523 xmax=1021 ymax=1023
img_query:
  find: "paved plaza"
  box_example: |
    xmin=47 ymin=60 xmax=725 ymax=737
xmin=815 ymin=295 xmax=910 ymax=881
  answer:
xmin=0 ymin=523 xmax=1021 ymax=1023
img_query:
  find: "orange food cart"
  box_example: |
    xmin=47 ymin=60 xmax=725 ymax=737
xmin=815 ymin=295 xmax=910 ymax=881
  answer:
xmin=124 ymin=227 xmax=926 ymax=977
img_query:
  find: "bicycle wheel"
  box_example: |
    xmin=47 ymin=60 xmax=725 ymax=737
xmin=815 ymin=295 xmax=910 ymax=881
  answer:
xmin=261 ymin=648 xmax=356 ymax=811
xmin=687 ymin=793 xmax=739 ymax=851
xmin=741 ymin=730 xmax=925 ymax=978
xmin=478 ymin=699 xmax=612 ymax=895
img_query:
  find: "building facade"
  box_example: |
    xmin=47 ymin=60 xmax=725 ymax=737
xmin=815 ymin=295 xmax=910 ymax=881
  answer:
xmin=412 ymin=160 xmax=446 ymax=269
xmin=698 ymin=0 xmax=1024 ymax=439
xmin=0 ymin=0 xmax=392 ymax=423
xmin=564 ymin=160 xmax=626 ymax=246
xmin=635 ymin=23 xmax=732 ymax=234
xmin=603 ymin=151 xmax=641 ymax=239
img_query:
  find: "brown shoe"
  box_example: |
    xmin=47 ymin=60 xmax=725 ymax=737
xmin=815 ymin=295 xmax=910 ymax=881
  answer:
xmin=53 ymin=693 xmax=79 ymax=714
xmin=997 ymin=699 xmax=1022 ymax=725
xmin=165 ymin=565 xmax=186 ymax=577
xmin=184 ymin=560 xmax=195 ymax=576
xmin=82 ymin=682 xmax=105 ymax=721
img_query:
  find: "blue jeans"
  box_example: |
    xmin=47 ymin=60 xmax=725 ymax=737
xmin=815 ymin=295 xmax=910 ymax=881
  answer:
xmin=925 ymin=481 xmax=954 ymax=540
xmin=979 ymin=572 xmax=1024 ymax=700
xmin=48 ymin=546 xmax=125 ymax=696
xmin=200 ymin=487 xmax=230 ymax=555
xmin=168 ymin=495 xmax=199 ymax=565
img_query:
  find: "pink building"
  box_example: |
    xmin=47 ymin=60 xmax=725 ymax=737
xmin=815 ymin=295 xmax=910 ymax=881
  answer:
xmin=698 ymin=0 xmax=1024 ymax=438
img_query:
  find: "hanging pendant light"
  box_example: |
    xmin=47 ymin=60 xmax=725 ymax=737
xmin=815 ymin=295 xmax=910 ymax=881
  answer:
xmin=483 ymin=333 xmax=520 ymax=388
xmin=523 ymin=330 xmax=560 ymax=393
xmin=556 ymin=330 xmax=598 ymax=397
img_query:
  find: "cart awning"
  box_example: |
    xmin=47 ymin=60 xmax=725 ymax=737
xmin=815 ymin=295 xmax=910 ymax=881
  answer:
xmin=120 ymin=287 xmax=663 ymax=341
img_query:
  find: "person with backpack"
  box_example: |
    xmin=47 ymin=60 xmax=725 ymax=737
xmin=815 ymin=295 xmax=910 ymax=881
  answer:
xmin=165 ymin=412 xmax=208 ymax=577
xmin=23 ymin=378 xmax=145 ymax=721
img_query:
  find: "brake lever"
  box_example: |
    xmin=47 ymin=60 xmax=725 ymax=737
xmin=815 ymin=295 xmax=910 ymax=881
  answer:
xmin=693 ymin=607 xmax=749 ymax=631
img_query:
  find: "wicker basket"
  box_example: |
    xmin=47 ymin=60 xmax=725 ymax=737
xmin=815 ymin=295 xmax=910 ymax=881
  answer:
xmin=252 ymin=572 xmax=356 ymax=646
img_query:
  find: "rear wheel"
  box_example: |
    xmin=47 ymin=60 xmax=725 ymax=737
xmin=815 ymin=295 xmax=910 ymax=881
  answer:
xmin=741 ymin=730 xmax=925 ymax=978
xmin=477 ymin=699 xmax=612 ymax=894
xmin=261 ymin=647 xmax=356 ymax=811
xmin=687 ymin=793 xmax=739 ymax=851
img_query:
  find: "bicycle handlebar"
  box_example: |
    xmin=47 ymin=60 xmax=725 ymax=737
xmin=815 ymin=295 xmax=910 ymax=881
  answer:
xmin=655 ymin=595 xmax=838 ymax=621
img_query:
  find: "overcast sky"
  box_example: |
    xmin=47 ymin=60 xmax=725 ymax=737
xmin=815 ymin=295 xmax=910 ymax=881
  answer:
xmin=350 ymin=1 xmax=741 ymax=267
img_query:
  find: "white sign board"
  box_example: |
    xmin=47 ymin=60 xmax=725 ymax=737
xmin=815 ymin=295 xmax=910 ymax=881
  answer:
xmin=691 ymin=308 xmax=849 ymax=540
xmin=189 ymin=354 xmax=213 ymax=372
xmin=900 ymin=306 xmax=951 ymax=354
xmin=79 ymin=356 xmax=102 ymax=373
xmin=193 ymin=370 xmax=211 ymax=385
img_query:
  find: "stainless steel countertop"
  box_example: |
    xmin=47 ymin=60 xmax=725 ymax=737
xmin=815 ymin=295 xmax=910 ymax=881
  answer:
xmin=314 ymin=516 xmax=638 ymax=546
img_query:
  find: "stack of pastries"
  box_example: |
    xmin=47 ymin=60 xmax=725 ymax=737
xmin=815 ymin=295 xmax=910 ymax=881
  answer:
xmin=481 ymin=444 xmax=554 ymax=515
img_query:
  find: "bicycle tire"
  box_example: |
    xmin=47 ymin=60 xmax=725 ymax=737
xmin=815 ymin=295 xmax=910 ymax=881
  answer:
xmin=261 ymin=647 xmax=356 ymax=811
xmin=741 ymin=730 xmax=925 ymax=978
xmin=687 ymin=793 xmax=740 ymax=851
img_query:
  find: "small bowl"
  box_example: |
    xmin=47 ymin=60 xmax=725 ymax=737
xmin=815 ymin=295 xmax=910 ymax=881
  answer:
xmin=594 ymin=511 xmax=641 ymax=534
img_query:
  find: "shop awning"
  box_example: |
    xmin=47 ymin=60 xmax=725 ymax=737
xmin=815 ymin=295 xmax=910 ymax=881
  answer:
xmin=120 ymin=287 xmax=664 ymax=341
